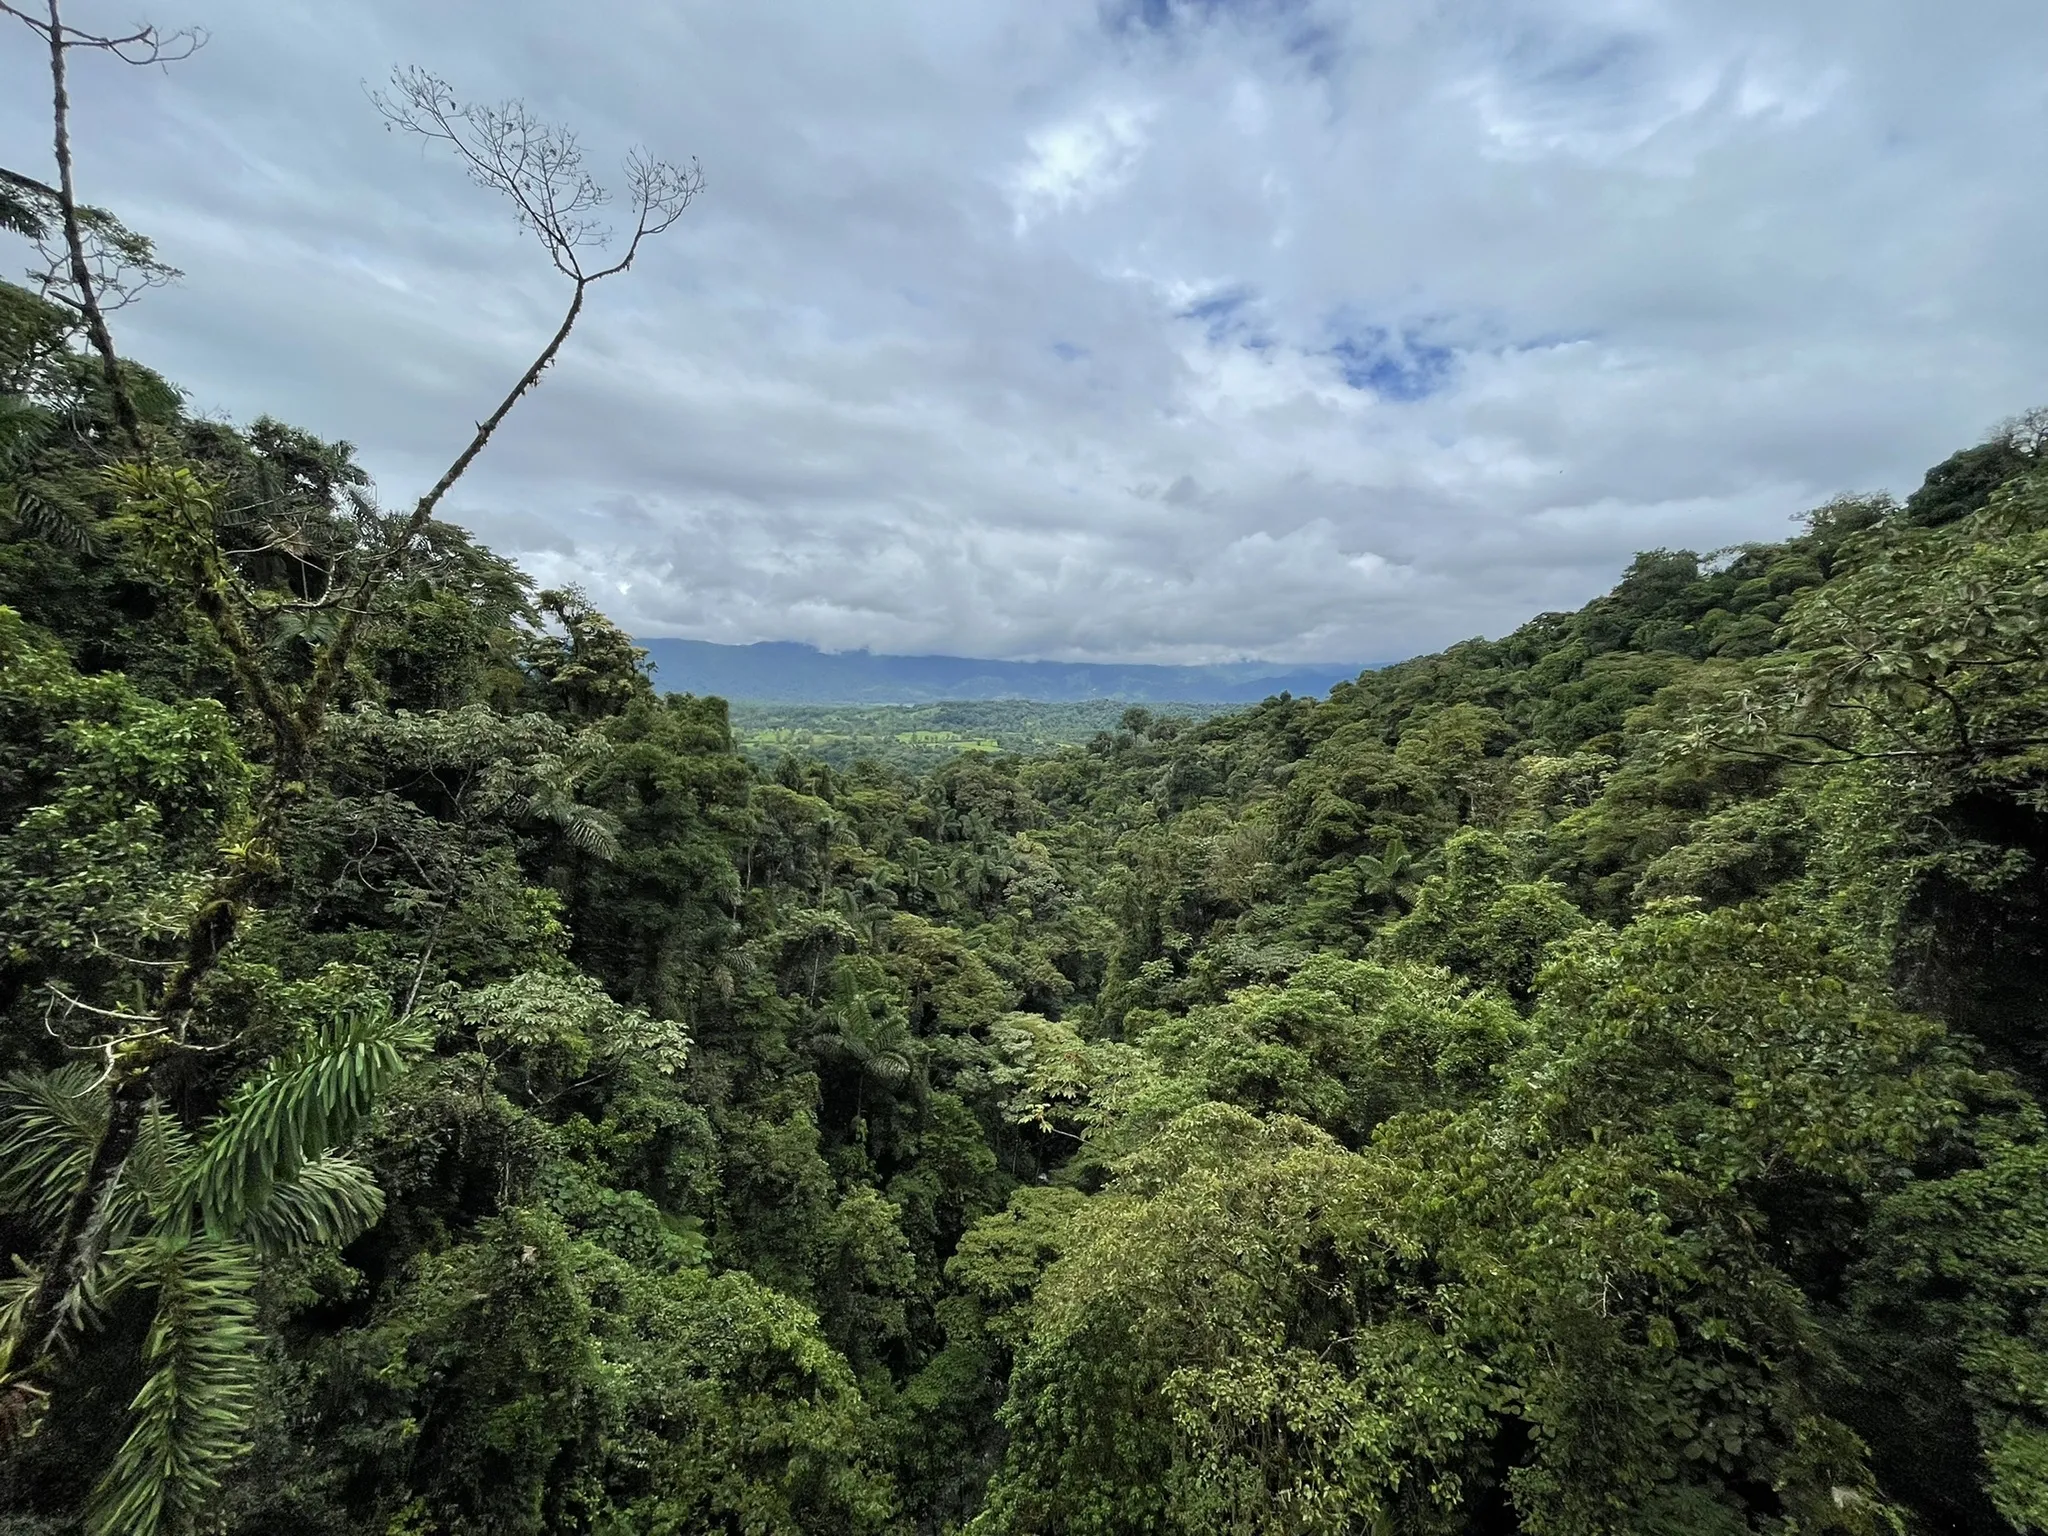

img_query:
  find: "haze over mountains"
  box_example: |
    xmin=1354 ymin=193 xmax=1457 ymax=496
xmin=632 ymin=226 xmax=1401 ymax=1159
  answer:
xmin=636 ymin=637 xmax=1368 ymax=704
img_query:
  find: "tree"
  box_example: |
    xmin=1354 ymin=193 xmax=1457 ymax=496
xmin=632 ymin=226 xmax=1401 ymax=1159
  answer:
xmin=1373 ymin=828 xmax=1586 ymax=1003
xmin=0 ymin=2 xmax=200 ymax=445
xmin=0 ymin=7 xmax=704 ymax=1528
xmin=976 ymin=906 xmax=1966 ymax=1535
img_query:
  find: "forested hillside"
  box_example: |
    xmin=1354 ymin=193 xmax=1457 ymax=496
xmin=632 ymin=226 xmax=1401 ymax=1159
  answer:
xmin=6 ymin=249 xmax=2048 ymax=1534
xmin=728 ymin=700 xmax=1221 ymax=774
xmin=6 ymin=20 xmax=2048 ymax=1532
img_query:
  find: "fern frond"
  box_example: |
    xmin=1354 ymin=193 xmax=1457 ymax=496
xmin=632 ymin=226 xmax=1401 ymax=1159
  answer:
xmin=182 ymin=1002 xmax=422 ymax=1234
xmin=561 ymin=805 xmax=622 ymax=860
xmin=0 ymin=1064 xmax=108 ymax=1231
xmin=7 ymin=483 xmax=101 ymax=554
xmin=238 ymin=1154 xmax=384 ymax=1258
xmin=87 ymin=1233 xmax=260 ymax=1536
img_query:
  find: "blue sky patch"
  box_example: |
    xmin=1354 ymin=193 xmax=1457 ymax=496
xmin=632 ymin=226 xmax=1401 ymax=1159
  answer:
xmin=1327 ymin=325 xmax=1458 ymax=401
xmin=1101 ymin=0 xmax=1338 ymax=71
xmin=1178 ymin=285 xmax=1275 ymax=350
xmin=1107 ymin=0 xmax=1290 ymax=32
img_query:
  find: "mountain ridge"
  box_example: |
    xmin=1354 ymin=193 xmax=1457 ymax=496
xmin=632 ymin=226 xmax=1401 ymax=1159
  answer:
xmin=634 ymin=636 xmax=1370 ymax=704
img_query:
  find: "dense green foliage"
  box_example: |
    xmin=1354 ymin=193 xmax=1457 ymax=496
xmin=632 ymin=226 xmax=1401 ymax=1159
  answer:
xmin=729 ymin=700 xmax=1220 ymax=774
xmin=5 ymin=262 xmax=2048 ymax=1536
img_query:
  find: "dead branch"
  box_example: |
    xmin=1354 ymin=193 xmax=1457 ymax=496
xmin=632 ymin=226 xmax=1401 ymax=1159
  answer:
xmin=297 ymin=71 xmax=703 ymax=737
xmin=0 ymin=2 xmax=203 ymax=62
xmin=369 ymin=66 xmax=703 ymax=283
xmin=1 ymin=1 xmax=204 ymax=449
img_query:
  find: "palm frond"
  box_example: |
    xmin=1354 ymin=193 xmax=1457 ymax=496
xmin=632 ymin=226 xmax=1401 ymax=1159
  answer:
xmin=237 ymin=1154 xmax=384 ymax=1259
xmin=102 ymin=1106 xmax=198 ymax=1242
xmin=33 ymin=1102 xmax=197 ymax=1350
xmin=0 ymin=396 xmax=58 ymax=473
xmin=0 ymin=178 xmax=50 ymax=240
xmin=87 ymin=1233 xmax=260 ymax=1536
xmin=182 ymin=1002 xmax=422 ymax=1234
xmin=0 ymin=1064 xmax=108 ymax=1231
xmin=0 ymin=1265 xmax=39 ymax=1380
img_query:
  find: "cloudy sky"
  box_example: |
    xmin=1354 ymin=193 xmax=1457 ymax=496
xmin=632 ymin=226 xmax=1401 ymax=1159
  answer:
xmin=4 ymin=0 xmax=2045 ymax=663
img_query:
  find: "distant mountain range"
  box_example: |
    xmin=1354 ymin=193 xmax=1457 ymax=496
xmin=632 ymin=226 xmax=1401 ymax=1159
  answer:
xmin=634 ymin=638 xmax=1369 ymax=704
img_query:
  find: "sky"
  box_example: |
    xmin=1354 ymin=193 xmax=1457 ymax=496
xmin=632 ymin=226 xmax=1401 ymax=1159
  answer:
xmin=4 ymin=0 xmax=2046 ymax=665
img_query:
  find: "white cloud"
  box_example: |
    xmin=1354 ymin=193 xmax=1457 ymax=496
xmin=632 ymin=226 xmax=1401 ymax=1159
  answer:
xmin=1 ymin=0 xmax=2044 ymax=665
xmin=1007 ymin=102 xmax=1157 ymax=231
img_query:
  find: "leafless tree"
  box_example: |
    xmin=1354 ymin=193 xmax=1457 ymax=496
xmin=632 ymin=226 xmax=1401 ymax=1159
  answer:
xmin=363 ymin=68 xmax=701 ymax=530
xmin=299 ymin=67 xmax=706 ymax=730
xmin=1996 ymin=406 xmax=2048 ymax=457
xmin=1 ymin=19 xmax=707 ymax=778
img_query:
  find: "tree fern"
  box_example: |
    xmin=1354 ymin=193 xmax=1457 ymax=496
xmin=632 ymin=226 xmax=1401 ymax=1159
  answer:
xmin=6 ymin=482 xmax=101 ymax=554
xmin=86 ymin=1232 xmax=260 ymax=1536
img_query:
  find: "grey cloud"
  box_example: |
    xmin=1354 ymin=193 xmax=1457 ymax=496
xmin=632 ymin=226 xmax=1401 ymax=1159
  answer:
xmin=2 ymin=0 xmax=2044 ymax=664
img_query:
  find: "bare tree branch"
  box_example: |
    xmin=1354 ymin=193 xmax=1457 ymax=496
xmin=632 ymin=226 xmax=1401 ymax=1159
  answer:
xmin=368 ymin=67 xmax=702 ymax=283
xmin=297 ymin=70 xmax=704 ymax=735
xmin=0 ymin=2 xmax=203 ymax=61
xmin=26 ymin=199 xmax=181 ymax=316
xmin=1 ymin=1 xmax=204 ymax=449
